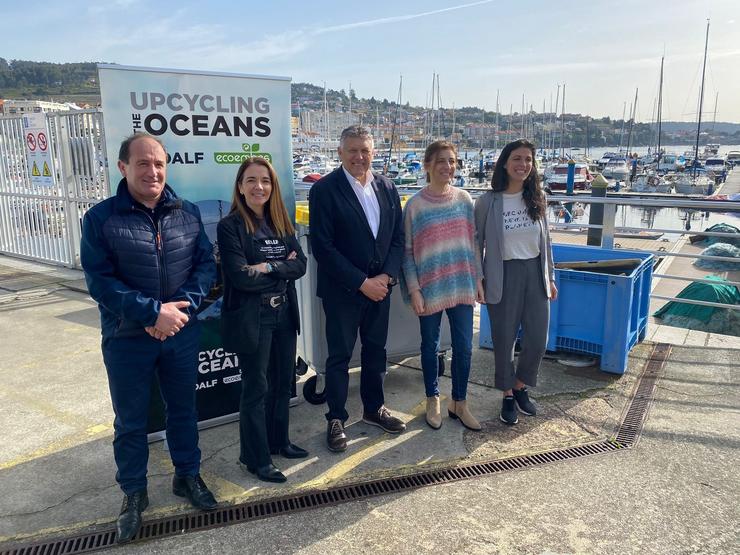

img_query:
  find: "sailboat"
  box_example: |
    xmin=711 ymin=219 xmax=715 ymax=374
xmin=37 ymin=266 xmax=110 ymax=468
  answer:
xmin=675 ymin=19 xmax=714 ymax=195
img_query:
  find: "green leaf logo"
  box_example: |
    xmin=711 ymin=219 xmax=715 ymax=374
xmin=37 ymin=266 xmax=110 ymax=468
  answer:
xmin=241 ymin=144 xmax=251 ymax=152
xmin=251 ymin=144 xmax=260 ymax=153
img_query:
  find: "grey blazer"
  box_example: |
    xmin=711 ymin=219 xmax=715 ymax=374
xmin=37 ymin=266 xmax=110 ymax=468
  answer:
xmin=473 ymin=190 xmax=555 ymax=305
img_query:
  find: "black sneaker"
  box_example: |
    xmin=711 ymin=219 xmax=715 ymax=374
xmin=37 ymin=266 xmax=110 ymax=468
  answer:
xmin=512 ymin=387 xmax=537 ymax=416
xmin=362 ymin=406 xmax=406 ymax=434
xmin=500 ymin=396 xmax=519 ymax=425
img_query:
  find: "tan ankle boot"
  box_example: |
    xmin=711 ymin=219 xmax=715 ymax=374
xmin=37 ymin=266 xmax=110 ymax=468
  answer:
xmin=426 ymin=396 xmax=442 ymax=429
xmin=448 ymin=399 xmax=481 ymax=431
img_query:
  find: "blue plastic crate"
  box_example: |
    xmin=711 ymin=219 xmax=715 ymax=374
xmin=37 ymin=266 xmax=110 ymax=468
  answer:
xmin=479 ymin=244 xmax=653 ymax=375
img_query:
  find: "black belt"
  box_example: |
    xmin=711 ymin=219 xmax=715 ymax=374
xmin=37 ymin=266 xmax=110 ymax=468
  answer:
xmin=261 ymin=293 xmax=287 ymax=308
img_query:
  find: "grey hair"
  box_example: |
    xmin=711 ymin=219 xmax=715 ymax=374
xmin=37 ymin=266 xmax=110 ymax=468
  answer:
xmin=339 ymin=125 xmax=373 ymax=147
xmin=118 ymin=132 xmax=167 ymax=163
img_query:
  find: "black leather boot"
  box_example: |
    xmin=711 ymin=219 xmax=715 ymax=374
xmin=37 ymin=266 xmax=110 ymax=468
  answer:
xmin=116 ymin=489 xmax=148 ymax=544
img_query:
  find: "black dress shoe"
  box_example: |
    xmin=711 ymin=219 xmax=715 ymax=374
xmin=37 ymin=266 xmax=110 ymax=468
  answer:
xmin=244 ymin=463 xmax=287 ymax=483
xmin=116 ymin=489 xmax=148 ymax=544
xmin=327 ymin=418 xmax=347 ymax=452
xmin=270 ymin=443 xmax=309 ymax=459
xmin=172 ymin=474 xmax=218 ymax=511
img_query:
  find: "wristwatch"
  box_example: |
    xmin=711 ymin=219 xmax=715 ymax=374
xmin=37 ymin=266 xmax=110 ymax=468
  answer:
xmin=265 ymin=262 xmax=276 ymax=273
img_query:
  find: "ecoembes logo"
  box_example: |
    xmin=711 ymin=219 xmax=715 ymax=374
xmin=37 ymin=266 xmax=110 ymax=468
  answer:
xmin=214 ymin=143 xmax=272 ymax=164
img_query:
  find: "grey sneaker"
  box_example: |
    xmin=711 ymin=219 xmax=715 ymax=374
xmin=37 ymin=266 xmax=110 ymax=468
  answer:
xmin=500 ymin=396 xmax=519 ymax=425
xmin=512 ymin=387 xmax=537 ymax=416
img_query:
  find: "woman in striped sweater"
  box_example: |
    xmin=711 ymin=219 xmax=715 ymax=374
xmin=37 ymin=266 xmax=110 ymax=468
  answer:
xmin=401 ymin=141 xmax=484 ymax=431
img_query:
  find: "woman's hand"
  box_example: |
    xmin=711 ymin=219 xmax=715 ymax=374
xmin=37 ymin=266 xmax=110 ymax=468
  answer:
xmin=476 ymin=279 xmax=485 ymax=304
xmin=287 ymin=251 xmax=297 ymax=260
xmin=410 ymin=290 xmax=425 ymax=316
xmin=245 ymin=262 xmax=270 ymax=274
xmin=549 ymin=280 xmax=558 ymax=301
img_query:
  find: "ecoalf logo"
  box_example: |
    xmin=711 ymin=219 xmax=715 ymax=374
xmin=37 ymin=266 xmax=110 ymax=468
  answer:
xmin=214 ymin=143 xmax=272 ymax=164
xmin=198 ymin=348 xmax=239 ymax=374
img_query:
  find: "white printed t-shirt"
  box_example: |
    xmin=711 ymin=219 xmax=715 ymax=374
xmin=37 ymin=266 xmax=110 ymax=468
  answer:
xmin=502 ymin=190 xmax=540 ymax=261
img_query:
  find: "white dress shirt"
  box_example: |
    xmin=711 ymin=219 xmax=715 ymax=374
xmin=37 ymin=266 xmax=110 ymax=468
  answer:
xmin=342 ymin=166 xmax=380 ymax=239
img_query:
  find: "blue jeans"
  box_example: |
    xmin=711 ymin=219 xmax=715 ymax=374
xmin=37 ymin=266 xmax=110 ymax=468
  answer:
xmin=418 ymin=304 xmax=473 ymax=400
xmin=102 ymin=322 xmax=201 ymax=495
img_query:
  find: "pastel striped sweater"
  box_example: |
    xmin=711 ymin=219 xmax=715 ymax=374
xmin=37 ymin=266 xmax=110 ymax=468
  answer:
xmin=401 ymin=186 xmax=481 ymax=316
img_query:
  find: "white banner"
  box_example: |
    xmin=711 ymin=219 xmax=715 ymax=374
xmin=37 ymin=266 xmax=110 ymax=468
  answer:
xmin=97 ymin=64 xmax=294 ymax=224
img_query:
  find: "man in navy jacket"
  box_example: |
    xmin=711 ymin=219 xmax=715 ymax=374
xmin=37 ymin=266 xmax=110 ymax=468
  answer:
xmin=81 ymin=133 xmax=217 ymax=543
xmin=309 ymin=126 xmax=406 ymax=453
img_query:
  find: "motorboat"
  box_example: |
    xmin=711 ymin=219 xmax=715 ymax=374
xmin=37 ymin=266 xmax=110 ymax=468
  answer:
xmin=703 ymin=157 xmax=728 ymax=182
xmin=631 ymin=172 xmax=673 ymax=194
xmin=602 ymin=158 xmax=630 ymax=181
xmin=545 ymin=163 xmax=593 ymax=191
xmin=597 ymin=152 xmax=621 ymax=168
xmin=673 ymin=173 xmax=714 ymax=195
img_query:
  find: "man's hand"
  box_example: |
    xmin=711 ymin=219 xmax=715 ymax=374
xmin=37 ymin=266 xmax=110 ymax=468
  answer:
xmin=410 ymin=290 xmax=425 ymax=315
xmin=154 ymin=300 xmax=190 ymax=337
xmin=359 ymin=276 xmax=389 ymax=302
xmin=145 ymin=326 xmax=167 ymax=342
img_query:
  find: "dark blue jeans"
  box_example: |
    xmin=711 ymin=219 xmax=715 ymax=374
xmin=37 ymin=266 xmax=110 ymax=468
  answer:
xmin=102 ymin=322 xmax=201 ymax=495
xmin=418 ymin=304 xmax=473 ymax=400
xmin=237 ymin=302 xmax=296 ymax=469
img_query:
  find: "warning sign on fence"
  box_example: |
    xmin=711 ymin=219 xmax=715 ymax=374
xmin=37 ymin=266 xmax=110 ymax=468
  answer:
xmin=23 ymin=113 xmax=56 ymax=187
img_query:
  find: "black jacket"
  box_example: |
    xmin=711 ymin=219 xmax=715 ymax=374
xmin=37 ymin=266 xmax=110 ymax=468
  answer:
xmin=81 ymin=179 xmax=216 ymax=339
xmin=217 ymin=211 xmax=306 ymax=353
xmin=308 ymin=168 xmax=404 ymax=303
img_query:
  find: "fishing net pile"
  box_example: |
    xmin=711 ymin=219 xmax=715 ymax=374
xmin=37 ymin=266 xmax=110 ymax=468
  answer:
xmin=690 ymin=223 xmax=740 ymax=248
xmin=693 ymin=243 xmax=740 ymax=271
xmin=654 ymin=275 xmax=740 ymax=336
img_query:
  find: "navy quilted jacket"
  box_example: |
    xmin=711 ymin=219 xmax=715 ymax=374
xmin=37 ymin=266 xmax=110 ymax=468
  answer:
xmin=81 ymin=179 xmax=216 ymax=339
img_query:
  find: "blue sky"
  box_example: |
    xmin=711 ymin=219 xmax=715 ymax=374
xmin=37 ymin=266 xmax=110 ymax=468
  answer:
xmin=3 ymin=0 xmax=739 ymax=122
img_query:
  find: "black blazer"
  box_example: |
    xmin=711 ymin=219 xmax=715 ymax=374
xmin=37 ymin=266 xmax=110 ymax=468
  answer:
xmin=216 ymin=211 xmax=306 ymax=353
xmin=308 ymin=167 xmax=404 ymax=303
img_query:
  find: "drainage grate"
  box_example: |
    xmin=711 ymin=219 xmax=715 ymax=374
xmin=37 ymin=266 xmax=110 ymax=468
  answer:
xmin=0 ymin=343 xmax=671 ymax=555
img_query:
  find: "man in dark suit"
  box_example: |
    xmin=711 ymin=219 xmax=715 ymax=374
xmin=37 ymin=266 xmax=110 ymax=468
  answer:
xmin=309 ymin=125 xmax=406 ymax=452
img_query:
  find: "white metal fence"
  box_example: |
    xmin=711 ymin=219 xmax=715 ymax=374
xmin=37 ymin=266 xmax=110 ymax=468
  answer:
xmin=0 ymin=109 xmax=109 ymax=268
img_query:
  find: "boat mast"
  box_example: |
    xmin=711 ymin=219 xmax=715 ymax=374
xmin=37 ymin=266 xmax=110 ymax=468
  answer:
xmin=656 ymin=55 xmax=664 ymax=160
xmin=625 ymin=88 xmax=639 ymax=157
xmin=323 ymin=82 xmax=328 ymax=158
xmin=693 ymin=19 xmax=710 ymax=177
xmin=618 ymin=101 xmax=626 ymax=153
xmin=712 ymin=91 xmax=718 ymax=131
xmin=494 ymin=90 xmax=500 ymax=154
xmin=560 ymin=83 xmax=565 ymax=159
xmin=521 ymin=93 xmax=526 ymax=139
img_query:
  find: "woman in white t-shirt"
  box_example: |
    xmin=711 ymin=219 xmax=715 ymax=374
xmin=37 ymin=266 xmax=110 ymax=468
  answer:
xmin=474 ymin=139 xmax=558 ymax=425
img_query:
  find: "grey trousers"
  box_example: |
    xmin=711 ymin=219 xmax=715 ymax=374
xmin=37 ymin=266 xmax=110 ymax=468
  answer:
xmin=486 ymin=256 xmax=550 ymax=391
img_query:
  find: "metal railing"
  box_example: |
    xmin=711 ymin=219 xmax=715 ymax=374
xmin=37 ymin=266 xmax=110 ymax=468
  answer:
xmin=0 ymin=109 xmax=109 ymax=268
xmin=544 ymin=194 xmax=739 ymax=311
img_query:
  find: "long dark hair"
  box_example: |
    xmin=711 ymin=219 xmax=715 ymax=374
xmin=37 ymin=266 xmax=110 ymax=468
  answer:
xmin=491 ymin=139 xmax=545 ymax=221
xmin=229 ymin=157 xmax=295 ymax=237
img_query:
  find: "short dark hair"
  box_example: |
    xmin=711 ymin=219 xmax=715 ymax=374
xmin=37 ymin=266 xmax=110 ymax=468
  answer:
xmin=339 ymin=125 xmax=373 ymax=147
xmin=118 ymin=132 xmax=166 ymax=163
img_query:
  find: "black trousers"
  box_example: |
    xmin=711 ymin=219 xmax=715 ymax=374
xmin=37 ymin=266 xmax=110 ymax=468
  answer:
xmin=322 ymin=294 xmax=391 ymax=422
xmin=237 ymin=302 xmax=296 ymax=468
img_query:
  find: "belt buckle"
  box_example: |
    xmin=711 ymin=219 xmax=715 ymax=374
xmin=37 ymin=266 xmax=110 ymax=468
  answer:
xmin=269 ymin=295 xmax=282 ymax=308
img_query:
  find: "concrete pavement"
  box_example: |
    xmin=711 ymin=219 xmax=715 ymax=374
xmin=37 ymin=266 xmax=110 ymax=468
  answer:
xmin=0 ymin=253 xmax=738 ymax=554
